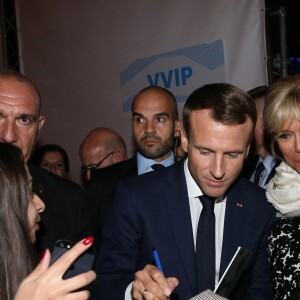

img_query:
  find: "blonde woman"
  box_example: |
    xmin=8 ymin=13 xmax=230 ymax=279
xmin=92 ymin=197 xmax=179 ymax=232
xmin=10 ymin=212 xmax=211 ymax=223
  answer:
xmin=264 ymin=74 xmax=300 ymax=300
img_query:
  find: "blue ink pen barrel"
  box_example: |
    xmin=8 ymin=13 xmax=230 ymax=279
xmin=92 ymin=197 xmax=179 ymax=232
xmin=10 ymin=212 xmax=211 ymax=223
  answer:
xmin=152 ymin=247 xmax=171 ymax=299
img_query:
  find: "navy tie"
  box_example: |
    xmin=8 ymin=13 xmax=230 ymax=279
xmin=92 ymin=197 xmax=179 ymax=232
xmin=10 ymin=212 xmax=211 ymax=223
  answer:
xmin=253 ymin=162 xmax=265 ymax=185
xmin=196 ymin=195 xmax=215 ymax=293
xmin=151 ymin=164 xmax=165 ymax=171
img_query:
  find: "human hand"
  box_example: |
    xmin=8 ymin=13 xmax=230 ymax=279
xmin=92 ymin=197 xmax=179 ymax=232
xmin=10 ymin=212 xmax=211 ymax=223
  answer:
xmin=131 ymin=264 xmax=179 ymax=300
xmin=14 ymin=237 xmax=96 ymax=300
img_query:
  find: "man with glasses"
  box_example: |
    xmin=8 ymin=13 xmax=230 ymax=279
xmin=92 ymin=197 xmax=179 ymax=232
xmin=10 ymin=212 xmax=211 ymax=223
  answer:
xmin=79 ymin=127 xmax=127 ymax=183
xmin=85 ymin=86 xmax=180 ymax=247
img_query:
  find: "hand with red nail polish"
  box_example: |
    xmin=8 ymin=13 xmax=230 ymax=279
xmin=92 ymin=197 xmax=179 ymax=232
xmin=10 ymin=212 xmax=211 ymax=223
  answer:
xmin=14 ymin=237 xmax=96 ymax=300
xmin=82 ymin=236 xmax=94 ymax=246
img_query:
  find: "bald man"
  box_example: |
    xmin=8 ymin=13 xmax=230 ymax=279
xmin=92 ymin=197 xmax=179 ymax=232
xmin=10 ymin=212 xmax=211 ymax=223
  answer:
xmin=0 ymin=70 xmax=90 ymax=253
xmin=85 ymin=86 xmax=180 ymax=247
xmin=79 ymin=127 xmax=127 ymax=182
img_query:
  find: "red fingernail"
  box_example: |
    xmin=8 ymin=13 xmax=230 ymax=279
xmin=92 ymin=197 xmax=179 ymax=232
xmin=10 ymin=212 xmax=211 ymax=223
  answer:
xmin=82 ymin=236 xmax=94 ymax=246
xmin=41 ymin=249 xmax=47 ymax=260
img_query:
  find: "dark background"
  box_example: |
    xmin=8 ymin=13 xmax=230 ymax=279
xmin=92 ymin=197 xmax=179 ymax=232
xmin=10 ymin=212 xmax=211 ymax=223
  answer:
xmin=266 ymin=0 xmax=300 ymax=78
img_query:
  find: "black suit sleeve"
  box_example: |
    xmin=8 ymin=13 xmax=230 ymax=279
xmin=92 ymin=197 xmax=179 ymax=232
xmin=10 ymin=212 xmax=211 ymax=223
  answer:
xmin=29 ymin=164 xmax=91 ymax=253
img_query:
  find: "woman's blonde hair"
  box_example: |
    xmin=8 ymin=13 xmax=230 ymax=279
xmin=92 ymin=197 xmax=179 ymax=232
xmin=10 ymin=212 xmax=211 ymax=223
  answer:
xmin=263 ymin=74 xmax=300 ymax=159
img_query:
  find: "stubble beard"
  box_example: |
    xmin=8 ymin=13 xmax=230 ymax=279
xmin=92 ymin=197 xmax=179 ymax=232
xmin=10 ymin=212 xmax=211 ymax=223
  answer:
xmin=137 ymin=135 xmax=174 ymax=159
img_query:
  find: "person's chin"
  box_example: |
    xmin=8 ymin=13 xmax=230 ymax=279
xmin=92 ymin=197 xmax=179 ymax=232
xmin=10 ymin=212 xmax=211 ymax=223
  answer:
xmin=139 ymin=146 xmax=159 ymax=158
xmin=202 ymin=183 xmax=228 ymax=198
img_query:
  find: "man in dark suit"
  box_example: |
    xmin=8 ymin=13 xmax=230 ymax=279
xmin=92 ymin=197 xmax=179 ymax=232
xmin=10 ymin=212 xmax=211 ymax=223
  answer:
xmin=241 ymin=86 xmax=279 ymax=187
xmin=0 ymin=70 xmax=90 ymax=253
xmin=85 ymin=86 xmax=181 ymax=245
xmin=94 ymin=83 xmax=276 ymax=299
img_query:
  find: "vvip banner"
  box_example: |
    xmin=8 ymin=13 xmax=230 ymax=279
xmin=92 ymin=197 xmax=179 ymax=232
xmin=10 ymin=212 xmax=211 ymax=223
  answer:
xmin=120 ymin=39 xmax=225 ymax=111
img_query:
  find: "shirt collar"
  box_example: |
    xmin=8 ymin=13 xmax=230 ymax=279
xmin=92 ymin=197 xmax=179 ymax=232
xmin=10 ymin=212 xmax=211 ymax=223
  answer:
xmin=258 ymin=155 xmax=278 ymax=173
xmin=184 ymin=158 xmax=203 ymax=198
xmin=137 ymin=152 xmax=175 ymax=175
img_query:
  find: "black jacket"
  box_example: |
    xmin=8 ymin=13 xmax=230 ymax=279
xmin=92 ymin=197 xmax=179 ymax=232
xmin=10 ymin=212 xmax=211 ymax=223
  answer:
xmin=29 ymin=164 xmax=91 ymax=253
xmin=85 ymin=156 xmax=138 ymax=247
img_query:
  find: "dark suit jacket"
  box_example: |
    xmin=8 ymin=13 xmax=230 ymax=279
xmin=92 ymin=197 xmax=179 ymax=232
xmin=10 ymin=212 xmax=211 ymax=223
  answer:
xmin=85 ymin=156 xmax=138 ymax=246
xmin=93 ymin=161 xmax=276 ymax=300
xmin=29 ymin=164 xmax=91 ymax=253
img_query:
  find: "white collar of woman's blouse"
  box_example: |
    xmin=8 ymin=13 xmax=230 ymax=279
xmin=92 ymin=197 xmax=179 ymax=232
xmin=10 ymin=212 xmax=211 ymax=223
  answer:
xmin=266 ymin=161 xmax=300 ymax=217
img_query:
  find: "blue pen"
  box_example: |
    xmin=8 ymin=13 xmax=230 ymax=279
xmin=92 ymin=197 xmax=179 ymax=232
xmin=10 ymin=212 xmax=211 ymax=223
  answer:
xmin=152 ymin=247 xmax=164 ymax=273
xmin=153 ymin=247 xmax=171 ymax=299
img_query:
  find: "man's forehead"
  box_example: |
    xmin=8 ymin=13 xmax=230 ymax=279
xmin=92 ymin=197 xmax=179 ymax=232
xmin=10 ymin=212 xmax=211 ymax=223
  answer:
xmin=189 ymin=110 xmax=253 ymax=139
xmin=134 ymin=90 xmax=172 ymax=108
xmin=133 ymin=103 xmax=173 ymax=120
xmin=0 ymin=79 xmax=40 ymax=112
xmin=82 ymin=148 xmax=104 ymax=165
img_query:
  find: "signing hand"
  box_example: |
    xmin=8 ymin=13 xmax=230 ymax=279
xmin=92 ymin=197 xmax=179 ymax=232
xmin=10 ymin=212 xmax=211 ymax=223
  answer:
xmin=131 ymin=264 xmax=179 ymax=300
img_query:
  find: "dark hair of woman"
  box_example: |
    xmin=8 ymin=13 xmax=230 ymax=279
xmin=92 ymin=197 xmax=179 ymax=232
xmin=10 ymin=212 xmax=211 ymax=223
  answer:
xmin=30 ymin=143 xmax=70 ymax=177
xmin=0 ymin=143 xmax=35 ymax=300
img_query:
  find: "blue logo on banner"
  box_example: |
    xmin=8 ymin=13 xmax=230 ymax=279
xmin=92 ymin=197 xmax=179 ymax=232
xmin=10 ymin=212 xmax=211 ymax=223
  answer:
xmin=147 ymin=66 xmax=193 ymax=88
xmin=120 ymin=39 xmax=225 ymax=111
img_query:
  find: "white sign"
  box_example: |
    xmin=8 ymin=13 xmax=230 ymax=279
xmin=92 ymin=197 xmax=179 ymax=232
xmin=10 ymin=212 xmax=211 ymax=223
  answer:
xmin=120 ymin=40 xmax=225 ymax=111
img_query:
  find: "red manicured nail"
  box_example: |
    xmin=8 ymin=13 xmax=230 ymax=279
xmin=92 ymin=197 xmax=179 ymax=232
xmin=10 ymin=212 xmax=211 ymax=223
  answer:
xmin=82 ymin=236 xmax=94 ymax=246
xmin=41 ymin=249 xmax=47 ymax=260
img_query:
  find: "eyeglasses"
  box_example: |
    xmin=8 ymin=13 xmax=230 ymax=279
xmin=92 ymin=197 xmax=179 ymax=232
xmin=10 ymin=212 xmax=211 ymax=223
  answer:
xmin=81 ymin=152 xmax=114 ymax=173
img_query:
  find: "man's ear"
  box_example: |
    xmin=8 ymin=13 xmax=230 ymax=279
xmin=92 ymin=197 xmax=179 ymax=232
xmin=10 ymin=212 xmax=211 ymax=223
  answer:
xmin=39 ymin=115 xmax=46 ymax=131
xmin=174 ymin=120 xmax=182 ymax=138
xmin=245 ymin=143 xmax=250 ymax=158
xmin=180 ymin=126 xmax=189 ymax=153
xmin=36 ymin=116 xmax=46 ymax=142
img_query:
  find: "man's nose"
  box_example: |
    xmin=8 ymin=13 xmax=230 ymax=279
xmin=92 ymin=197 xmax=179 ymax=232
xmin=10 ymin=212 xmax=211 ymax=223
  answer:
xmin=210 ymin=156 xmax=225 ymax=179
xmin=0 ymin=121 xmax=18 ymax=144
xmin=144 ymin=120 xmax=155 ymax=134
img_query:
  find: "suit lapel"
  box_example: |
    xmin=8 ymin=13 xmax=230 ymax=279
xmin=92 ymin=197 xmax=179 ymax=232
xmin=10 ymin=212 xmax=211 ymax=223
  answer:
xmin=164 ymin=162 xmax=198 ymax=294
xmin=220 ymin=182 xmax=247 ymax=277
